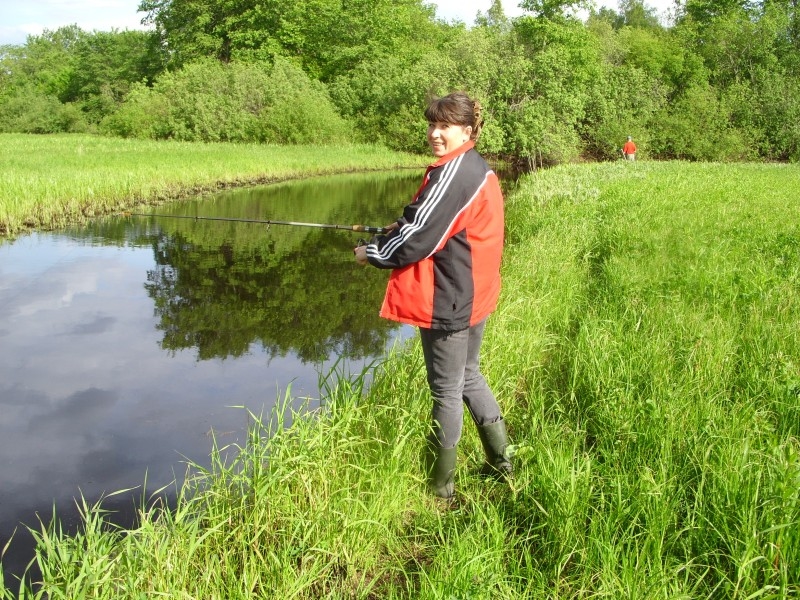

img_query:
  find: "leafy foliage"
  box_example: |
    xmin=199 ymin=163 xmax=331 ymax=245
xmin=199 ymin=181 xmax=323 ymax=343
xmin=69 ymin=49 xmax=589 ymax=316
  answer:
xmin=0 ymin=84 xmax=89 ymax=133
xmin=650 ymin=81 xmax=750 ymax=159
xmin=102 ymin=58 xmax=352 ymax=143
xmin=138 ymin=0 xmax=438 ymax=78
xmin=1 ymin=0 xmax=799 ymax=161
xmin=0 ymin=27 xmax=165 ymax=128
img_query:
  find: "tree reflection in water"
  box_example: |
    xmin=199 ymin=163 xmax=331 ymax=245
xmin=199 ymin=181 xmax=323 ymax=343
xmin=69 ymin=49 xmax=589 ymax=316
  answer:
xmin=138 ymin=170 xmax=420 ymax=362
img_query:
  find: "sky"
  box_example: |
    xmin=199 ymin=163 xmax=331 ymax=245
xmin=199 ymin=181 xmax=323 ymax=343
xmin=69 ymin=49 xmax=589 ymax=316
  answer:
xmin=0 ymin=0 xmax=675 ymax=46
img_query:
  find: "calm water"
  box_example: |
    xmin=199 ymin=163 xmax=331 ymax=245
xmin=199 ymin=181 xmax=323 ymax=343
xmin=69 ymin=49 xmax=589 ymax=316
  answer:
xmin=0 ymin=170 xmax=422 ymax=587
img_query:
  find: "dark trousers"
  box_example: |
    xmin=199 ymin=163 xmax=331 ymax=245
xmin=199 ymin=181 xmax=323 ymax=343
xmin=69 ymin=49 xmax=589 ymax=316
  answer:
xmin=418 ymin=319 xmax=502 ymax=449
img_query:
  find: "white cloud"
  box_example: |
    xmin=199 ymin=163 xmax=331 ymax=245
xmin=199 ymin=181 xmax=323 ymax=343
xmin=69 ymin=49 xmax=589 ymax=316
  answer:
xmin=1 ymin=0 xmax=148 ymax=45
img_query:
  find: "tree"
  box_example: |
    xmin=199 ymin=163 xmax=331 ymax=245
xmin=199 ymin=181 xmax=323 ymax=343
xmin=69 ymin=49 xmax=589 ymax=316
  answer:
xmin=680 ymin=0 xmax=751 ymax=25
xmin=476 ymin=0 xmax=512 ymax=29
xmin=649 ymin=81 xmax=749 ymax=159
xmin=681 ymin=7 xmax=780 ymax=86
xmin=138 ymin=0 xmax=247 ymax=64
xmin=68 ymin=30 xmax=165 ymax=121
xmin=519 ymin=0 xmax=588 ymax=19
xmin=138 ymin=0 xmax=439 ymax=81
xmin=502 ymin=16 xmax=603 ymax=165
xmin=0 ymin=26 xmax=165 ymax=129
xmin=617 ymin=26 xmax=689 ymax=88
xmin=618 ymin=0 xmax=664 ymax=28
xmin=1 ymin=25 xmax=86 ymax=102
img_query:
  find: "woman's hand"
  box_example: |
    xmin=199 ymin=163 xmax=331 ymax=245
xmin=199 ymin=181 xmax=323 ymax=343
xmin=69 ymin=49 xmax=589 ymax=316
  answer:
xmin=355 ymin=223 xmax=397 ymax=265
xmin=354 ymin=245 xmax=369 ymax=265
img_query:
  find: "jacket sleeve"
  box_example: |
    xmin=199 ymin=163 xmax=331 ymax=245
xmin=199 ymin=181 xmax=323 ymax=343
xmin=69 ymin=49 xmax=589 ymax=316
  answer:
xmin=365 ymin=158 xmax=467 ymax=269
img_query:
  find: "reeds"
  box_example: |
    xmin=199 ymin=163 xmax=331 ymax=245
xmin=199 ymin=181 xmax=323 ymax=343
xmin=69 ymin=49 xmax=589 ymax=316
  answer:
xmin=3 ymin=160 xmax=799 ymax=598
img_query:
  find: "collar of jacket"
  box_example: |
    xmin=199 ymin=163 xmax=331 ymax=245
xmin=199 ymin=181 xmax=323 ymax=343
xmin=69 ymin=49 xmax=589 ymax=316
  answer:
xmin=429 ymin=140 xmax=475 ymax=168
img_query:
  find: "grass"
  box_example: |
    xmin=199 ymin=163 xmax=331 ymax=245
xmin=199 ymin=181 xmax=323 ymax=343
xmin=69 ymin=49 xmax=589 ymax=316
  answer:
xmin=2 ymin=157 xmax=799 ymax=598
xmin=0 ymin=133 xmax=428 ymax=237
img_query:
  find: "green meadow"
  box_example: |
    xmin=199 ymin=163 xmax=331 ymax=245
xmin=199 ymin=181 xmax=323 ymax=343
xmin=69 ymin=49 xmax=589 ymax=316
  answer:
xmin=1 ymin=143 xmax=798 ymax=597
xmin=0 ymin=134 xmax=427 ymax=237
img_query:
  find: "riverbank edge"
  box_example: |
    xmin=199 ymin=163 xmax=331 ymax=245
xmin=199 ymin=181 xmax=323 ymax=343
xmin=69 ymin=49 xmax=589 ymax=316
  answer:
xmin=0 ymin=134 xmax=430 ymax=239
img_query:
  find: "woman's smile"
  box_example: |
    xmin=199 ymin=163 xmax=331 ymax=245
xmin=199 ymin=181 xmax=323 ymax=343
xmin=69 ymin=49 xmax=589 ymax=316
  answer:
xmin=427 ymin=122 xmax=472 ymax=157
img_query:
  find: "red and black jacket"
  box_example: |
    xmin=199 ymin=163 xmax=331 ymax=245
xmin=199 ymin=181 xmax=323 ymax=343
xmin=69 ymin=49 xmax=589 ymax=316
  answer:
xmin=366 ymin=141 xmax=504 ymax=330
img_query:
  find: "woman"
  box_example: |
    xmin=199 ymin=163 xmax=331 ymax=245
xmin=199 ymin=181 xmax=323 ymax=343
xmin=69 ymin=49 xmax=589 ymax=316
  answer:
xmin=354 ymin=91 xmax=512 ymax=500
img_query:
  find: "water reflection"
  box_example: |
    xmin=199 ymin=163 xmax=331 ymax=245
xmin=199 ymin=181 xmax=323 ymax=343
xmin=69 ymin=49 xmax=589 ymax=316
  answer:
xmin=144 ymin=225 xmax=392 ymax=362
xmin=0 ymin=170 xmax=420 ymax=589
xmin=109 ymin=170 xmax=422 ymax=362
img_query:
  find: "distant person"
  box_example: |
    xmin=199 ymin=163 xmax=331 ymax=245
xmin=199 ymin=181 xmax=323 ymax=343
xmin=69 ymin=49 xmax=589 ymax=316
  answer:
xmin=354 ymin=92 xmax=512 ymax=502
xmin=622 ymin=136 xmax=637 ymax=161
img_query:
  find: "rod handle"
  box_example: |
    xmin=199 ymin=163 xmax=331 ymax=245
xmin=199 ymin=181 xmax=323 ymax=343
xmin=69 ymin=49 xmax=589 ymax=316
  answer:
xmin=352 ymin=225 xmax=387 ymax=234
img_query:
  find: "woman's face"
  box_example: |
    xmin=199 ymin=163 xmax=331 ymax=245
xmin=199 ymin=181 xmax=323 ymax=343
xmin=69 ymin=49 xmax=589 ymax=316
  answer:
xmin=427 ymin=121 xmax=472 ymax=157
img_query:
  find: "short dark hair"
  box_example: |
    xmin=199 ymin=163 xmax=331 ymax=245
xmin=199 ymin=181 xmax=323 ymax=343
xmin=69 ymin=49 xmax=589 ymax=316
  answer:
xmin=425 ymin=92 xmax=484 ymax=141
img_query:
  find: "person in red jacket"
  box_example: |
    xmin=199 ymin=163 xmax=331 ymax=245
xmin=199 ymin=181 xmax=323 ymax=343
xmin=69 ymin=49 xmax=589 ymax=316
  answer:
xmin=622 ymin=135 xmax=637 ymax=160
xmin=354 ymin=92 xmax=512 ymax=501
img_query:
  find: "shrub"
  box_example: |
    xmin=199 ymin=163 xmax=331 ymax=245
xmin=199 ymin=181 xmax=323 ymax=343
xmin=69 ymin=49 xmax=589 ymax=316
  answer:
xmin=649 ymin=83 xmax=751 ymax=160
xmin=0 ymin=85 xmax=90 ymax=134
xmin=102 ymin=58 xmax=352 ymax=144
xmin=255 ymin=59 xmax=352 ymax=144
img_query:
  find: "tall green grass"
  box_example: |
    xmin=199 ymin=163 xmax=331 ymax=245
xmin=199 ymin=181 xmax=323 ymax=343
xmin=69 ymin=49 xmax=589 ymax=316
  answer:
xmin=2 ymin=161 xmax=798 ymax=598
xmin=0 ymin=134 xmax=427 ymax=237
xmin=497 ymin=160 xmax=800 ymax=596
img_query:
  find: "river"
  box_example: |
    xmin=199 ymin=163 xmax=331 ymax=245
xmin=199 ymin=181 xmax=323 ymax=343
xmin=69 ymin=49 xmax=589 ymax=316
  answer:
xmin=0 ymin=170 xmax=423 ymax=589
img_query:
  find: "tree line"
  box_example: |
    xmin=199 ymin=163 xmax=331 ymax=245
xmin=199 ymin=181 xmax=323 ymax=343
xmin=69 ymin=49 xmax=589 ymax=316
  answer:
xmin=1 ymin=0 xmax=798 ymax=165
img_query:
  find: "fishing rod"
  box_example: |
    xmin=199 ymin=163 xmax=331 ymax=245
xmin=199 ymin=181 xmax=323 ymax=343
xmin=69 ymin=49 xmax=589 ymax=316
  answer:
xmin=122 ymin=212 xmax=389 ymax=234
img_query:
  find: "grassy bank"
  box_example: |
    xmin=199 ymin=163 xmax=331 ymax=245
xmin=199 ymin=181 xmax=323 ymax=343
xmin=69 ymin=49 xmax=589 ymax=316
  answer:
xmin=2 ymin=161 xmax=799 ymax=598
xmin=0 ymin=134 xmax=428 ymax=237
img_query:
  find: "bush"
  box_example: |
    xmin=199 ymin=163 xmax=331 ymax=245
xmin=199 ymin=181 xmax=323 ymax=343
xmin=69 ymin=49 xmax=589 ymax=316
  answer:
xmin=0 ymin=85 xmax=90 ymax=134
xmin=102 ymin=58 xmax=352 ymax=144
xmin=754 ymin=71 xmax=800 ymax=162
xmin=328 ymin=49 xmax=448 ymax=154
xmin=100 ymin=82 xmax=170 ymax=139
xmin=649 ymin=83 xmax=751 ymax=161
xmin=255 ymin=59 xmax=352 ymax=144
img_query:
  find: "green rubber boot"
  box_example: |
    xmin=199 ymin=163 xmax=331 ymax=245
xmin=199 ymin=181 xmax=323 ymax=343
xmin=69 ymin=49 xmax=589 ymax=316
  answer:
xmin=477 ymin=419 xmax=513 ymax=479
xmin=424 ymin=439 xmax=457 ymax=499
